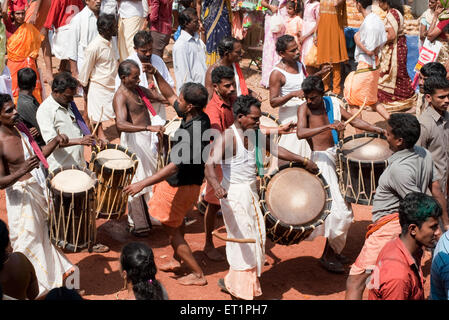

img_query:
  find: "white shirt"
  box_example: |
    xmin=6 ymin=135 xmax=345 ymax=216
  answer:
xmin=36 ymin=95 xmax=86 ymax=172
xmin=101 ymin=0 xmax=118 ymax=15
xmin=67 ymin=6 xmax=99 ymax=70
xmin=118 ymin=0 xmax=144 ymax=18
xmin=172 ymin=30 xmax=207 ymax=94
xmin=355 ymin=10 xmax=387 ymax=68
xmin=115 ymin=51 xmax=174 ymax=90
xmin=79 ymin=34 xmax=119 ymax=89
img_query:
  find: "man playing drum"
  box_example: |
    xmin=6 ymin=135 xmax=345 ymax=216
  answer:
xmin=36 ymin=72 xmax=109 ymax=253
xmin=205 ymin=95 xmax=319 ymax=300
xmin=202 ymin=66 xmax=297 ymax=261
xmin=345 ymin=113 xmax=448 ymax=299
xmin=113 ymin=59 xmax=166 ymax=237
xmin=297 ymin=76 xmax=385 ymax=273
xmin=269 ymin=35 xmax=331 ymax=159
xmin=0 ymin=93 xmax=74 ymax=298
xmin=124 ymin=71 xmax=210 ymax=286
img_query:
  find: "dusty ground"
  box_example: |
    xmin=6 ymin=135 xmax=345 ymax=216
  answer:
xmin=0 ymin=42 xmax=433 ymax=301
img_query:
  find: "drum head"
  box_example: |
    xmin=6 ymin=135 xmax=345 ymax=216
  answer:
xmin=165 ymin=118 xmax=182 ymax=138
xmin=96 ymin=149 xmax=134 ymax=169
xmin=266 ymin=167 xmax=326 ymax=225
xmin=341 ymin=137 xmax=392 ymax=161
xmin=51 ymin=169 xmax=96 ymax=193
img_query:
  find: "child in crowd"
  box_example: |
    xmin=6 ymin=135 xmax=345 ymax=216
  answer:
xmin=119 ymin=242 xmax=169 ymax=300
xmin=285 ymin=1 xmax=302 ymax=48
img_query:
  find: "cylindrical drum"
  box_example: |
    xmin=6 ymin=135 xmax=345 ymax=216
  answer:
xmin=336 ymin=132 xmax=392 ymax=205
xmin=90 ymin=144 xmax=138 ymax=219
xmin=259 ymin=162 xmax=332 ymax=245
xmin=157 ymin=117 xmax=182 ymax=170
xmin=47 ymin=166 xmax=98 ymax=252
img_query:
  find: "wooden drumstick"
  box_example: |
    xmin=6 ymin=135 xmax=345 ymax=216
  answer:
xmin=344 ymin=97 xmax=367 ymax=126
xmin=164 ymin=117 xmax=179 ymax=129
xmin=212 ymin=230 xmax=256 ymax=244
xmin=91 ymin=106 xmax=104 ymax=137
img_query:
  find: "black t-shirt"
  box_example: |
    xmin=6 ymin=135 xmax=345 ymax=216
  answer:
xmin=166 ymin=111 xmax=211 ymax=187
xmin=16 ymin=93 xmax=45 ymax=147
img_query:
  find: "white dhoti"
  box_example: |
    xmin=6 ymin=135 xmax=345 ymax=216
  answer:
xmin=0 ymin=66 xmax=13 ymax=98
xmin=278 ymin=102 xmax=312 ymax=158
xmin=220 ymin=179 xmax=265 ymax=300
xmin=51 ymin=25 xmax=71 ymax=60
xmin=118 ymin=16 xmax=144 ymax=61
xmin=4 ymin=133 xmax=73 ymax=298
xmin=87 ymin=82 xmax=116 ymax=122
xmin=307 ymin=147 xmax=353 ymax=254
xmin=121 ymin=128 xmax=160 ymax=233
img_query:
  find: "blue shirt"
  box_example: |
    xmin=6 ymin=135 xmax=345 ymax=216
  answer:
xmin=431 ymin=231 xmax=449 ymax=300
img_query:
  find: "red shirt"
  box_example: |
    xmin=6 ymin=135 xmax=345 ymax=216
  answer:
xmin=368 ymin=237 xmax=424 ymax=300
xmin=44 ymin=0 xmax=85 ymax=30
xmin=204 ymin=92 xmax=234 ymax=133
xmin=148 ymin=0 xmax=172 ymax=35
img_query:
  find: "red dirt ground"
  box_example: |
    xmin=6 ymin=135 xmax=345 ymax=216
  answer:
xmin=0 ymin=46 xmax=433 ymax=300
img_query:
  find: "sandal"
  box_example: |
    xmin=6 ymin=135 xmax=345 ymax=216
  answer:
xmin=91 ymin=243 xmax=110 ymax=253
xmin=218 ymin=278 xmax=230 ymax=294
xmin=319 ymin=258 xmax=345 ymax=274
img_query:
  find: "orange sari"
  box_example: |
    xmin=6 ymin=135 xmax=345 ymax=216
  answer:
xmin=7 ymin=23 xmax=43 ymax=104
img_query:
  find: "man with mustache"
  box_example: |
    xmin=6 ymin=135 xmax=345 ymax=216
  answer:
xmin=369 ymin=192 xmax=442 ymax=300
xmin=0 ymin=93 xmax=74 ymax=298
xmin=417 ymin=76 xmax=449 ymax=214
xmin=269 ymin=35 xmax=331 ymax=159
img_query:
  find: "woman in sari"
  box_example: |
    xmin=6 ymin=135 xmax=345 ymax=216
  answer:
xmin=199 ymin=0 xmax=232 ymax=66
xmin=260 ymin=0 xmax=288 ymax=88
xmin=426 ymin=0 xmax=449 ymax=72
xmin=377 ymin=0 xmax=416 ymax=112
xmin=2 ymin=0 xmax=43 ymax=104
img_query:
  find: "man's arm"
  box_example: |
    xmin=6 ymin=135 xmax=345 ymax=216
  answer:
xmin=341 ymin=107 xmax=385 ymax=135
xmin=204 ymin=65 xmax=214 ymax=99
xmin=431 ymin=180 xmax=449 ymax=230
xmin=154 ymin=69 xmax=178 ymax=106
xmin=0 ymin=142 xmax=40 ymax=189
xmin=296 ymin=103 xmax=345 ymax=140
xmin=112 ymin=90 xmax=159 ymax=133
xmin=269 ymin=70 xmax=302 ymax=108
xmin=205 ymin=131 xmax=232 ymax=199
xmin=40 ymin=134 xmax=69 ymax=157
xmin=27 ymin=0 xmax=42 ymax=25
xmin=77 ymin=46 xmax=96 ymax=90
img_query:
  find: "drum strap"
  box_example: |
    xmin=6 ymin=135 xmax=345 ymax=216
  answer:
xmin=136 ymin=87 xmax=157 ymax=116
xmin=234 ymin=63 xmax=249 ymax=96
xmin=255 ymin=129 xmax=264 ymax=177
xmin=323 ymin=96 xmax=339 ymax=146
xmin=15 ymin=122 xmax=49 ymax=169
xmin=70 ymin=102 xmax=91 ymax=136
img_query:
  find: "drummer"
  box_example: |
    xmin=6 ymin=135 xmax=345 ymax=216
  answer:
xmin=0 ymin=93 xmax=74 ymax=298
xmin=269 ymin=35 xmax=331 ymax=159
xmin=345 ymin=113 xmax=448 ymax=299
xmin=297 ymin=76 xmax=385 ymax=273
xmin=35 ymin=72 xmax=110 ymax=254
xmin=205 ymin=95 xmax=319 ymax=300
xmin=113 ymin=59 xmax=166 ymax=237
xmin=202 ymin=66 xmax=297 ymax=261
xmin=124 ymin=70 xmax=210 ymax=286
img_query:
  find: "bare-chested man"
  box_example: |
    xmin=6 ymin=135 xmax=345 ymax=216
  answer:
xmin=269 ymin=35 xmax=331 ymax=159
xmin=297 ymin=76 xmax=385 ymax=273
xmin=113 ymin=59 xmax=166 ymax=237
xmin=0 ymin=218 xmax=39 ymax=300
xmin=0 ymin=93 xmax=74 ymax=298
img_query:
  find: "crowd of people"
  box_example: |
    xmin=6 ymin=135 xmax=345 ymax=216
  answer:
xmin=0 ymin=0 xmax=449 ymax=301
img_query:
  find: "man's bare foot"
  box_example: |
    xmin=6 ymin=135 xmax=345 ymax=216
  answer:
xmin=177 ymin=273 xmax=207 ymax=286
xmin=203 ymin=246 xmax=225 ymax=261
xmin=159 ymin=259 xmax=181 ymax=272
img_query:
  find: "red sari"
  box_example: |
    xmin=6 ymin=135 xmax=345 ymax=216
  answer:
xmin=377 ymin=9 xmax=415 ymax=111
